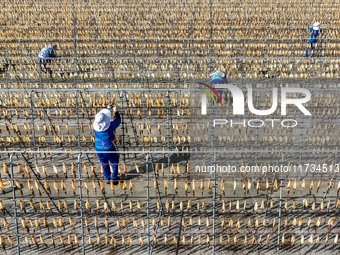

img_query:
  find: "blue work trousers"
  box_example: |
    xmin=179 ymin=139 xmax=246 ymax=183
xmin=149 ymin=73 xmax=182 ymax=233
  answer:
xmin=96 ymin=149 xmax=119 ymax=180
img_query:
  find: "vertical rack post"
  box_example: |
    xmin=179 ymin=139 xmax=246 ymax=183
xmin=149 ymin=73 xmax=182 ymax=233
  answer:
xmin=211 ymin=91 xmax=216 ymax=255
xmin=166 ymin=90 xmax=172 ymax=179
xmin=213 ymin=151 xmax=216 ymax=254
xmin=175 ymin=58 xmax=180 ymax=109
xmin=77 ymin=152 xmax=86 ymax=255
xmin=120 ymin=91 xmax=126 ymax=164
xmin=277 ymin=153 xmax=283 ymax=255
xmin=29 ymin=92 xmax=38 ymax=164
xmin=10 ymin=152 xmax=20 ymax=255
xmin=75 ymin=92 xmax=81 ymax=149
xmin=209 ymin=0 xmax=213 ymax=74
xmin=146 ymin=153 xmax=151 ymax=254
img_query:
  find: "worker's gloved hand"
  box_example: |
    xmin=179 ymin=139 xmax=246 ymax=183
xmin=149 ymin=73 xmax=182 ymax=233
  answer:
xmin=114 ymin=111 xmax=121 ymax=120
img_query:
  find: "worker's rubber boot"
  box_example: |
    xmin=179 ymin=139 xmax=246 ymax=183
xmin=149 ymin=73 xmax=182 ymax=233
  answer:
xmin=305 ymin=48 xmax=309 ymax=57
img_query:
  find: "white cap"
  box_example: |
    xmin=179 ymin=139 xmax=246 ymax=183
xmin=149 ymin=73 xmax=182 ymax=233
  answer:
xmin=93 ymin=109 xmax=111 ymax=132
xmin=313 ymin=22 xmax=320 ymax=30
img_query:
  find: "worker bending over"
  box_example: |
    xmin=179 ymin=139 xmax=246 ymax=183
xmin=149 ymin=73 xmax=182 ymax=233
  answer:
xmin=38 ymin=43 xmax=58 ymax=74
xmin=210 ymin=66 xmax=232 ymax=101
xmin=210 ymin=67 xmax=232 ymax=86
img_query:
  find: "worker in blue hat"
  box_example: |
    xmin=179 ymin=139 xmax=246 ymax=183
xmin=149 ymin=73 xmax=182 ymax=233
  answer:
xmin=93 ymin=105 xmax=121 ymax=183
xmin=38 ymin=43 xmax=58 ymax=74
xmin=305 ymin=22 xmax=321 ymax=57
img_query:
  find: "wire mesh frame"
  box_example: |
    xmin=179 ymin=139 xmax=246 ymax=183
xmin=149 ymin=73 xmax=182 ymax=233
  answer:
xmin=4 ymin=149 xmax=340 ymax=255
xmin=1 ymin=54 xmax=339 ymax=254
xmin=0 ymin=83 xmax=338 ymax=254
xmin=2 ymin=12 xmax=337 ymax=173
xmin=1 ymin=71 xmax=340 ymax=254
xmin=2 ymin=1 xmax=339 ymax=6
xmin=0 ymin=1 xmax=339 ymax=254
xmin=2 ymin=59 xmax=340 ymax=89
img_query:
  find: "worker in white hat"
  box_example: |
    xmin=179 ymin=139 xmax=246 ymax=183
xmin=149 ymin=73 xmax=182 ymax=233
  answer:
xmin=305 ymin=22 xmax=320 ymax=57
xmin=93 ymin=105 xmax=121 ymax=182
xmin=38 ymin=43 xmax=58 ymax=74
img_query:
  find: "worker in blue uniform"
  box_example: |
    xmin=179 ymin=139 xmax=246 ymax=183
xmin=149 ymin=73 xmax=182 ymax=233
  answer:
xmin=93 ymin=105 xmax=121 ymax=183
xmin=210 ymin=67 xmax=232 ymax=101
xmin=38 ymin=43 xmax=58 ymax=74
xmin=210 ymin=67 xmax=231 ymax=86
xmin=305 ymin=22 xmax=320 ymax=57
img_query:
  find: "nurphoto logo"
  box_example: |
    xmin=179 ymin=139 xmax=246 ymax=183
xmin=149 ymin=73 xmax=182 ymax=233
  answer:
xmin=199 ymin=84 xmax=312 ymax=128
